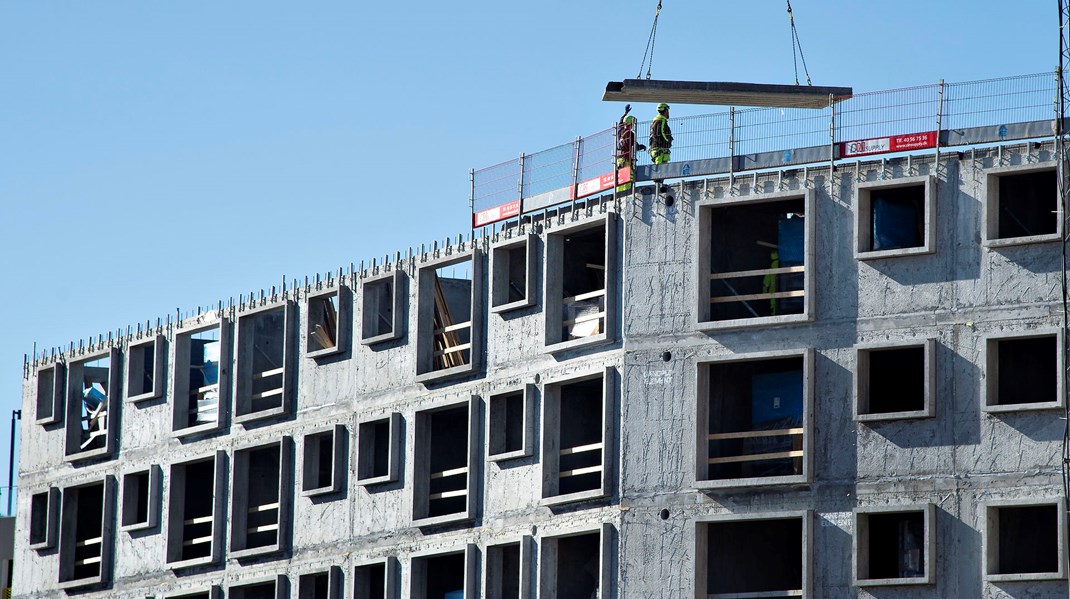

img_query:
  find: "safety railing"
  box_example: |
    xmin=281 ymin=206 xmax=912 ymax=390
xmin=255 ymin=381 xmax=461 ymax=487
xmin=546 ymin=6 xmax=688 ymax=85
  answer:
xmin=472 ymin=71 xmax=1060 ymax=228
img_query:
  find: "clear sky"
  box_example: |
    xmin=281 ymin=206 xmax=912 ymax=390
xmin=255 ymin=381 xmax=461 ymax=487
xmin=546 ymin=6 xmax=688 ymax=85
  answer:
xmin=0 ymin=1 xmax=1057 ymax=496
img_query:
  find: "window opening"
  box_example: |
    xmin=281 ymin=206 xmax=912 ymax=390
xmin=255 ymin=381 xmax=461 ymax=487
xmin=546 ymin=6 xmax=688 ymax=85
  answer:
xmin=556 ymin=379 xmax=604 ymax=496
xmin=491 ymin=236 xmax=535 ymax=311
xmin=554 ymin=533 xmax=600 ymax=598
xmin=560 ymin=227 xmax=607 ymax=341
xmin=231 ymin=580 xmax=279 ymax=599
xmin=863 ymin=511 xmax=926 ymax=580
xmin=993 ymin=505 xmax=1059 ymax=575
xmin=431 ymin=259 xmax=473 ymax=372
xmin=175 ymin=327 xmax=222 ymax=432
xmin=862 ymin=347 xmax=925 ymax=415
xmin=995 ymin=169 xmax=1057 ymax=240
xmin=232 ymin=443 xmax=285 ymax=554
xmin=59 ymin=481 xmax=106 ymax=585
xmin=299 ymin=572 xmax=330 ymax=599
xmin=353 ymin=562 xmax=388 ymax=599
xmin=236 ymin=306 xmax=288 ymax=419
xmin=705 ymin=518 xmax=803 ymax=596
xmin=72 ymin=354 xmax=111 ymax=453
xmin=357 ymin=414 xmax=399 ymax=485
xmin=127 ymin=336 xmax=163 ymax=400
xmin=863 ymin=185 xmax=925 ymax=252
xmin=417 ymin=405 xmax=470 ymax=519
xmin=705 ymin=198 xmax=806 ymax=322
xmin=36 ymin=364 xmax=62 ymax=424
xmin=121 ymin=467 xmax=159 ymax=531
xmin=303 ymin=427 xmax=342 ymax=495
xmin=488 ymin=390 xmax=526 ymax=458
xmin=486 ymin=543 xmax=521 ymax=599
xmin=704 ymin=357 xmax=805 ymax=482
xmin=413 ymin=553 xmax=465 ymax=599
xmin=308 ymin=292 xmax=339 ymax=353
xmin=29 ymin=488 xmax=58 ymax=549
xmin=992 ymin=336 xmax=1058 ymax=406
xmin=167 ymin=456 xmax=218 ymax=565
xmin=362 ymin=274 xmax=398 ymax=342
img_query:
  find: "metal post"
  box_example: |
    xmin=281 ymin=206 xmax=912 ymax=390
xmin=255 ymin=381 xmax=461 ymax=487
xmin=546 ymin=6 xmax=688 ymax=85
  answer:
xmin=8 ymin=410 xmax=20 ymax=516
xmin=612 ymin=122 xmax=620 ymax=200
xmin=935 ymin=79 xmax=945 ymax=168
xmin=572 ymin=135 xmax=582 ymax=215
xmin=828 ymin=93 xmax=837 ymax=173
xmin=469 ymin=168 xmax=476 ymax=242
xmin=728 ymin=107 xmax=736 ymax=192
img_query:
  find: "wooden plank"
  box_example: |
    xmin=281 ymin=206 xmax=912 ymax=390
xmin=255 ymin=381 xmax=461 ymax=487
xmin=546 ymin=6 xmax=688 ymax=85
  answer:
xmin=434 ymin=343 xmax=471 ymax=358
xmin=707 ymin=428 xmax=805 ymax=441
xmin=251 ymin=388 xmax=283 ymax=400
xmin=709 ymin=290 xmax=805 ymax=304
xmin=429 ymin=489 xmax=468 ymax=500
xmin=434 ymin=321 xmax=471 ymax=336
xmin=560 ymin=442 xmax=603 ymax=457
xmin=75 ymin=537 xmax=102 ymax=548
xmin=562 ymin=289 xmax=606 ymax=305
xmin=707 ymin=450 xmax=805 ymax=465
xmin=562 ymin=311 xmax=606 ymax=328
xmin=430 ymin=466 xmax=468 ymax=480
xmin=184 ymin=515 xmax=213 ymax=525
xmin=253 ymin=367 xmax=284 ymax=380
xmin=183 ymin=536 xmax=212 ymax=547
xmin=248 ymin=503 xmax=280 ymax=513
xmin=560 ymin=465 xmax=603 ymax=478
xmin=709 ymin=266 xmax=806 ymax=280
xmin=248 ymin=524 xmax=279 ymax=534
xmin=75 ymin=555 xmax=102 ymax=566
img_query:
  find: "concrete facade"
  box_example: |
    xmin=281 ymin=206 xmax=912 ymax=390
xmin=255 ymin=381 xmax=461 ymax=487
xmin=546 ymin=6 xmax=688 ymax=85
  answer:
xmin=14 ymin=140 xmax=1070 ymax=598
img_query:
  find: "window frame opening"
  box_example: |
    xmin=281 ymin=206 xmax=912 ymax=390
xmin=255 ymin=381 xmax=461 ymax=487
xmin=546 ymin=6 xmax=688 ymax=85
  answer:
xmin=696 ymin=512 xmax=811 ymax=599
xmin=298 ymin=567 xmax=342 ymax=599
xmin=28 ymin=487 xmax=60 ymax=551
xmin=486 ymin=537 xmax=532 ymax=599
xmin=855 ymin=176 xmax=935 ymax=259
xmin=229 ymin=575 xmax=288 ymax=599
xmin=35 ymin=362 xmax=65 ymax=426
xmin=356 ymin=413 xmax=401 ymax=487
xmin=487 ymin=385 xmax=536 ymax=462
xmin=409 ymin=546 xmax=477 ymax=599
xmin=541 ymin=369 xmax=615 ymax=506
xmin=230 ymin=439 xmax=293 ymax=559
xmin=172 ymin=321 xmax=230 ymax=438
xmin=302 ymin=425 xmax=346 ymax=497
xmin=696 ymin=190 xmax=815 ymax=330
xmin=306 ymin=286 xmax=351 ymax=358
xmin=412 ymin=398 xmax=478 ymax=526
xmin=544 ymin=215 xmax=617 ymax=352
xmin=361 ymin=270 xmax=406 ymax=346
xmin=120 ymin=465 xmax=161 ymax=533
xmin=985 ymin=498 xmax=1066 ymax=581
xmin=57 ymin=477 xmax=114 ymax=590
xmin=234 ymin=302 xmax=295 ymax=425
xmin=165 ymin=452 xmax=225 ymax=569
xmin=696 ymin=351 xmax=812 ymax=489
xmin=854 ymin=504 xmax=935 ymax=586
xmin=65 ymin=347 xmax=119 ymax=461
xmin=984 ymin=164 xmax=1061 ymax=247
xmin=354 ymin=558 xmax=397 ymax=599
xmin=490 ymin=233 xmax=538 ymax=313
xmin=539 ymin=525 xmax=613 ymax=599
xmin=855 ymin=340 xmax=935 ymax=422
xmin=415 ymin=251 xmax=483 ymax=383
xmin=984 ymin=329 xmax=1065 ymax=413
xmin=126 ymin=334 xmax=166 ymax=403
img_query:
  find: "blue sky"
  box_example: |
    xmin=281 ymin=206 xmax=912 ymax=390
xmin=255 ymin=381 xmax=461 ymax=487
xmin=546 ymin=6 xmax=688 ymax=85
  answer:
xmin=0 ymin=1 xmax=1056 ymax=494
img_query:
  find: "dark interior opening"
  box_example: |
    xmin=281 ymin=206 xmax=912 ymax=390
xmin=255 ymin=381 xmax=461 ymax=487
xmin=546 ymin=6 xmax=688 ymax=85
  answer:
xmin=71 ymin=483 xmax=104 ymax=581
xmin=185 ymin=329 xmax=220 ymax=428
xmin=996 ymin=336 xmax=1057 ymax=405
xmin=506 ymin=245 xmax=527 ymax=303
xmin=707 ymin=518 xmax=802 ymax=595
xmin=76 ymin=356 xmax=110 ymax=452
xmin=29 ymin=491 xmax=48 ymax=545
xmin=308 ymin=293 xmax=339 ymax=352
xmin=706 ymin=357 xmax=804 ymax=480
xmin=432 ymin=260 xmax=473 ymax=371
xmin=558 ymin=378 xmax=603 ymax=496
xmin=997 ymin=505 xmax=1059 ymax=575
xmin=359 ymin=419 xmax=392 ymax=481
xmin=560 ymin=226 xmax=606 ymax=341
xmin=303 ymin=431 xmax=334 ymax=491
xmin=556 ymin=533 xmax=600 ymax=598
xmin=181 ymin=459 xmax=215 ymax=561
xmin=243 ymin=445 xmax=281 ymax=549
xmin=866 ymin=511 xmax=925 ymax=579
xmin=129 ymin=342 xmax=155 ymax=397
xmin=489 ymin=543 xmax=521 ymax=599
xmin=868 ymin=185 xmax=924 ymax=251
xmin=707 ymin=198 xmax=805 ymax=322
xmin=363 ymin=278 xmax=395 ymax=339
xmin=232 ymin=582 xmax=276 ymax=599
xmin=354 ymin=563 xmax=386 ymax=599
xmin=490 ymin=391 xmax=524 ymax=455
xmin=122 ymin=470 xmax=150 ymax=526
xmin=422 ymin=553 xmax=465 ymax=599
xmin=36 ymin=368 xmax=55 ymax=420
xmin=245 ymin=308 xmax=285 ymax=413
xmin=427 ymin=406 xmax=469 ymax=518
xmin=997 ymin=170 xmax=1057 ymax=239
xmin=299 ymin=572 xmax=330 ymax=599
xmin=867 ymin=347 xmax=925 ymax=414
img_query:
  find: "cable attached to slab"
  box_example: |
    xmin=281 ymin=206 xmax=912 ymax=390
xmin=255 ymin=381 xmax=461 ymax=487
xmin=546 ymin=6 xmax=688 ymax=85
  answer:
xmin=637 ymin=1 xmax=662 ymax=80
xmin=787 ymin=1 xmax=812 ymax=86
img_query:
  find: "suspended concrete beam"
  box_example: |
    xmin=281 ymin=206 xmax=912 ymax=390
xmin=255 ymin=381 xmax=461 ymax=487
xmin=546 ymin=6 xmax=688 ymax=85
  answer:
xmin=602 ymin=79 xmax=853 ymax=109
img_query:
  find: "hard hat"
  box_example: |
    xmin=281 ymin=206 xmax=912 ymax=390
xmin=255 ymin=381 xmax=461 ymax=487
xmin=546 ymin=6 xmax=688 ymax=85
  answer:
xmin=624 ymin=115 xmax=637 ymax=125
xmin=657 ymin=102 xmax=670 ymax=112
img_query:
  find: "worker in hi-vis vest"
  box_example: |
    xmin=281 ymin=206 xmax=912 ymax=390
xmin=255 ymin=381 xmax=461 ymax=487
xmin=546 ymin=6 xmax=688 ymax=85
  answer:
xmin=616 ymin=115 xmax=645 ymax=192
xmin=649 ymin=103 xmax=673 ymax=165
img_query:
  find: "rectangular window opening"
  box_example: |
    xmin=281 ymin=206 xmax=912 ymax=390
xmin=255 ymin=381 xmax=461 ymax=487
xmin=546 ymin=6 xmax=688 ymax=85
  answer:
xmin=486 ymin=543 xmax=522 ymax=599
xmin=992 ymin=504 xmax=1060 ymax=576
xmin=308 ymin=292 xmax=340 ymax=353
xmin=554 ymin=533 xmax=601 ymax=598
xmin=35 ymin=364 xmax=63 ymax=424
xmin=67 ymin=353 xmax=113 ymax=456
xmin=990 ymin=335 xmax=1059 ymax=407
xmin=861 ymin=511 xmax=926 ymax=581
xmin=859 ymin=346 xmax=927 ymax=416
xmin=557 ymin=379 xmax=604 ymax=496
xmin=704 ymin=198 xmax=806 ymax=323
xmin=362 ymin=273 xmax=401 ymax=343
xmin=488 ymin=390 xmax=526 ymax=458
xmin=232 ymin=442 xmax=287 ymax=555
xmin=127 ymin=336 xmax=164 ymax=401
xmin=174 ymin=326 xmax=223 ymax=433
xmin=427 ymin=258 xmax=474 ymax=373
xmin=994 ymin=169 xmax=1058 ymax=240
xmin=353 ymin=562 xmax=389 ymax=599
xmin=59 ymin=481 xmax=107 ymax=585
xmin=861 ymin=184 xmax=926 ymax=253
xmin=560 ymin=226 xmax=607 ymax=342
xmin=491 ymin=235 xmax=535 ymax=312
xmin=121 ymin=467 xmax=160 ymax=531
xmin=704 ymin=518 xmax=803 ymax=597
xmin=167 ymin=455 xmax=220 ymax=566
xmin=302 ymin=426 xmax=343 ymax=496
xmin=29 ymin=487 xmax=58 ymax=549
xmin=231 ymin=580 xmax=279 ymax=599
xmin=299 ymin=568 xmax=340 ymax=599
xmin=703 ymin=357 xmax=806 ymax=483
xmin=412 ymin=552 xmax=466 ymax=599
xmin=357 ymin=414 xmax=399 ymax=485
xmin=236 ymin=305 xmax=290 ymax=420
xmin=416 ymin=405 xmax=471 ymax=520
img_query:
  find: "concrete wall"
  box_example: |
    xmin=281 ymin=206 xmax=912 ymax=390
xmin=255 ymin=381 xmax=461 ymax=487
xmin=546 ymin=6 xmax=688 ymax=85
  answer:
xmin=14 ymin=141 xmax=1070 ymax=598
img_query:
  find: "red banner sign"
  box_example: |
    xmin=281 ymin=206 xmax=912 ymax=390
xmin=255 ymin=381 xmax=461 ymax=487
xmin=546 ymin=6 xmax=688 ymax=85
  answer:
xmin=575 ymin=167 xmax=632 ymax=200
xmin=841 ymin=131 xmax=937 ymax=158
xmin=472 ymin=200 xmax=521 ymax=227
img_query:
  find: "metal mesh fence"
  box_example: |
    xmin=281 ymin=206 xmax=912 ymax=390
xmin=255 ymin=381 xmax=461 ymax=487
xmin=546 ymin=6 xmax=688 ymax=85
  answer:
xmin=836 ymin=83 xmax=942 ymax=143
xmin=736 ymin=106 xmax=830 ymax=156
xmin=943 ymin=72 xmax=1055 ymax=132
xmin=577 ymin=128 xmax=615 ymax=183
xmin=472 ymin=159 xmax=520 ymax=214
xmin=636 ymin=112 xmax=733 ymax=166
xmin=522 ymin=142 xmax=575 ymax=199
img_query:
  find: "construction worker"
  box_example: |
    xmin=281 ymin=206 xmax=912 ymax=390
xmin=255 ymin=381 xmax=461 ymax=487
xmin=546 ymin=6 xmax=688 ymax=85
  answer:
xmin=762 ymin=249 xmax=779 ymax=315
xmin=616 ymin=115 xmax=646 ymax=193
xmin=649 ymin=102 xmax=673 ymax=165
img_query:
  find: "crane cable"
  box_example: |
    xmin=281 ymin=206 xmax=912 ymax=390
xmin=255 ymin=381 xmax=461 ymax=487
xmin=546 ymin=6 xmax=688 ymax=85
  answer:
xmin=787 ymin=1 xmax=812 ymax=86
xmin=637 ymin=1 xmax=662 ymax=80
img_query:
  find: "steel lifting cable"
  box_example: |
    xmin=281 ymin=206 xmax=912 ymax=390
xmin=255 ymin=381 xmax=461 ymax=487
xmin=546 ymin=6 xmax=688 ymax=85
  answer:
xmin=786 ymin=1 xmax=812 ymax=86
xmin=637 ymin=0 xmax=662 ymax=80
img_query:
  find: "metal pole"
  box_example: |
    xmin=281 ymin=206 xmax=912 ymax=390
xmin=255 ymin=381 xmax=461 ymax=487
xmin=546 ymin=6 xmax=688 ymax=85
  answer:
xmin=728 ymin=107 xmax=736 ymax=193
xmin=469 ymin=168 xmax=476 ymax=242
xmin=572 ymin=135 xmax=582 ymax=215
xmin=828 ymin=93 xmax=836 ymax=174
xmin=8 ymin=410 xmax=20 ymax=515
xmin=935 ymin=80 xmax=945 ymax=168
xmin=612 ymin=122 xmax=620 ymax=200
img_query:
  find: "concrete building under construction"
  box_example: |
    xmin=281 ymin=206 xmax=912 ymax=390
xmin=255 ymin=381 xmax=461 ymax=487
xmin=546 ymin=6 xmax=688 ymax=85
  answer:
xmin=13 ymin=71 xmax=1070 ymax=598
